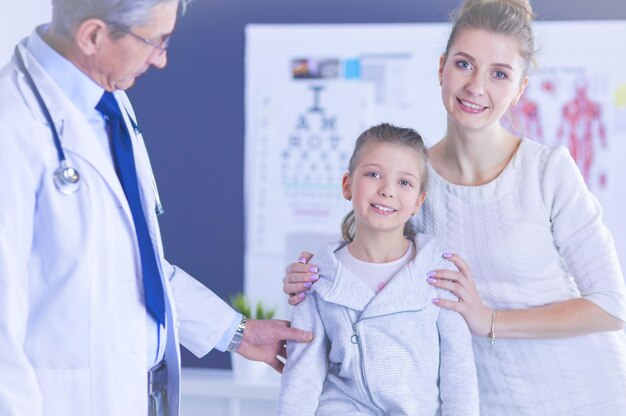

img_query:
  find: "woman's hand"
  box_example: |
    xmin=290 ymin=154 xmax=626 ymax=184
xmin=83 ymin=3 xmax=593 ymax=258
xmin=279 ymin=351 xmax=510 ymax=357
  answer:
xmin=283 ymin=251 xmax=319 ymax=305
xmin=428 ymin=252 xmax=493 ymax=336
xmin=428 ymin=253 xmax=625 ymax=339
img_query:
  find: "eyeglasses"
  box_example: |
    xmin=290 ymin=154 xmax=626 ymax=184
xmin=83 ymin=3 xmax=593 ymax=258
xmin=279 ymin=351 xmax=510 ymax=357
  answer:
xmin=117 ymin=27 xmax=171 ymax=55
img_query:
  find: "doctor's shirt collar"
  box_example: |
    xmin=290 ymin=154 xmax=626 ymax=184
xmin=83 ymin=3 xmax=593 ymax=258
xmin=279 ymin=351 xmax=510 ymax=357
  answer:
xmin=26 ymin=25 xmax=105 ymax=116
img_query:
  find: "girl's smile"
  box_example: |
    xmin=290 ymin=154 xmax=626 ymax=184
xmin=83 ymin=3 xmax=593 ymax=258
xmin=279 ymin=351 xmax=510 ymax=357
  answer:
xmin=342 ymin=142 xmax=426 ymax=239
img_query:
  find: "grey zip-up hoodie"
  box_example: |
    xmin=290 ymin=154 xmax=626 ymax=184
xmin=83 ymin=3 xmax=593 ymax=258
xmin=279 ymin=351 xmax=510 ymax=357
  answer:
xmin=277 ymin=234 xmax=479 ymax=416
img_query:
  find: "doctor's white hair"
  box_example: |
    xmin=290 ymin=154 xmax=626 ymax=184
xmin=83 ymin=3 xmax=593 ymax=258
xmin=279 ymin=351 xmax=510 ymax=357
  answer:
xmin=51 ymin=0 xmax=194 ymax=38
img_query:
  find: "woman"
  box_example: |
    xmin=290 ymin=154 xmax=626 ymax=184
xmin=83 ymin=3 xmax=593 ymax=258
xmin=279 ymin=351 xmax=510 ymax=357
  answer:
xmin=282 ymin=0 xmax=626 ymax=414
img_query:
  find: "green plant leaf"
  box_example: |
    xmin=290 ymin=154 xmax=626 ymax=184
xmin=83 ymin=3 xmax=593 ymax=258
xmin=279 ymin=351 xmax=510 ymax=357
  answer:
xmin=229 ymin=292 xmax=251 ymax=318
xmin=229 ymin=292 xmax=276 ymax=319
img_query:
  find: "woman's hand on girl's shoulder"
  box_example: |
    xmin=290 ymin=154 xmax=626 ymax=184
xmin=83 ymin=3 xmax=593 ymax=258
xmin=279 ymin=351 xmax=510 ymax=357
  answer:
xmin=427 ymin=252 xmax=493 ymax=336
xmin=283 ymin=251 xmax=319 ymax=305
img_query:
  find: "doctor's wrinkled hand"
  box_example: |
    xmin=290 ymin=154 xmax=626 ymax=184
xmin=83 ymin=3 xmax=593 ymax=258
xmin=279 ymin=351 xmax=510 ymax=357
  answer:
xmin=236 ymin=319 xmax=313 ymax=373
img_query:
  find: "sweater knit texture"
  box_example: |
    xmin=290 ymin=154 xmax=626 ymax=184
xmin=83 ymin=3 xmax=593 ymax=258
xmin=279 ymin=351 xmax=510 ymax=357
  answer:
xmin=415 ymin=138 xmax=626 ymax=415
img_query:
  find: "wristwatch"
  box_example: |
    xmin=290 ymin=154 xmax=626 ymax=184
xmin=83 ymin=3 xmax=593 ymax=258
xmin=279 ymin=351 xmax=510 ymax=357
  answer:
xmin=226 ymin=315 xmax=247 ymax=352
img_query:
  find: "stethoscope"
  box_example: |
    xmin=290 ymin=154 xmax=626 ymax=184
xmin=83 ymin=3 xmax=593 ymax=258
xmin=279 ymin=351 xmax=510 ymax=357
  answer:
xmin=15 ymin=45 xmax=80 ymax=195
xmin=14 ymin=46 xmax=165 ymax=215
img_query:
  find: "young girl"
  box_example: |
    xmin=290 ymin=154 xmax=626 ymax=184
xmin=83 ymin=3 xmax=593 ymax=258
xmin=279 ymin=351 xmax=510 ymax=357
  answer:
xmin=285 ymin=0 xmax=626 ymax=414
xmin=277 ymin=123 xmax=478 ymax=415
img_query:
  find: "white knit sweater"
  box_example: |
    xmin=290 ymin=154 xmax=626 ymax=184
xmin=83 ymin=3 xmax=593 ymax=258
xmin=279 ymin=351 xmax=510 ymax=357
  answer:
xmin=416 ymin=138 xmax=626 ymax=416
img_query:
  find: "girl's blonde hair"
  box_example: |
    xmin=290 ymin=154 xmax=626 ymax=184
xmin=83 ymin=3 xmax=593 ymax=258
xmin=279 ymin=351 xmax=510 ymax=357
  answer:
xmin=445 ymin=0 xmax=537 ymax=74
xmin=341 ymin=123 xmax=428 ymax=243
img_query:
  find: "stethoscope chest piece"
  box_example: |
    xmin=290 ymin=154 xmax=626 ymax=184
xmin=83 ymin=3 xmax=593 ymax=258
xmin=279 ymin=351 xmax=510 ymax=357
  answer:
xmin=54 ymin=162 xmax=80 ymax=195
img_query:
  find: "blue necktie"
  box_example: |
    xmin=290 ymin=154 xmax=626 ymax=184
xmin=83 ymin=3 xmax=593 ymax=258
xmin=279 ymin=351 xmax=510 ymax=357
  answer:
xmin=96 ymin=91 xmax=165 ymax=326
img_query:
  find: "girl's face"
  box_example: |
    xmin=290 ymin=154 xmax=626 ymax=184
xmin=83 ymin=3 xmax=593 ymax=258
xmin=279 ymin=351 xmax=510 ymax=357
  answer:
xmin=342 ymin=142 xmax=426 ymax=239
xmin=439 ymin=28 xmax=528 ymax=132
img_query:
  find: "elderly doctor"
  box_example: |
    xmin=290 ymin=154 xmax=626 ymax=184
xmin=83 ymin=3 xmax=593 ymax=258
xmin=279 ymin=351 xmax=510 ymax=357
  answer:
xmin=0 ymin=0 xmax=313 ymax=415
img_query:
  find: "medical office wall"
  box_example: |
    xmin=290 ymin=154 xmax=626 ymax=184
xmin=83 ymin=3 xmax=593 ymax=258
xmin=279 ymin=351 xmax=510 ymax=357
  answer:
xmin=130 ymin=0 xmax=626 ymax=371
xmin=245 ymin=18 xmax=626 ymax=325
xmin=2 ymin=1 xmax=626 ymax=371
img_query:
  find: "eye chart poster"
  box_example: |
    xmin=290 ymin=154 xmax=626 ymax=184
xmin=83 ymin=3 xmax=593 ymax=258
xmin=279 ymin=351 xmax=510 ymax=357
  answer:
xmin=244 ymin=22 xmax=626 ymax=318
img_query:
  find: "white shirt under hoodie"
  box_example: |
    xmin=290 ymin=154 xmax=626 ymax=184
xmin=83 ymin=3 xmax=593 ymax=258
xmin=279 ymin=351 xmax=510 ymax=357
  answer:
xmin=335 ymin=240 xmax=416 ymax=294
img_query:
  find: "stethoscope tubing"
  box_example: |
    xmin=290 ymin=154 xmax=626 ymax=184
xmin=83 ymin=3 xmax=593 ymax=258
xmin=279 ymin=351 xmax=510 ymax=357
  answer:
xmin=14 ymin=45 xmax=66 ymax=165
xmin=13 ymin=44 xmax=164 ymax=213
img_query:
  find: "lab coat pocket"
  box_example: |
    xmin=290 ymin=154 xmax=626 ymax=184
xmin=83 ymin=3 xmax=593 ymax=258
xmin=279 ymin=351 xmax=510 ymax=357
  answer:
xmin=36 ymin=368 xmax=90 ymax=415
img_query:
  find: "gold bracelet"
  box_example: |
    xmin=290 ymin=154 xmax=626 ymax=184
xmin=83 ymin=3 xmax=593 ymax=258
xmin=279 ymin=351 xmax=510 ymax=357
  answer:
xmin=488 ymin=310 xmax=497 ymax=345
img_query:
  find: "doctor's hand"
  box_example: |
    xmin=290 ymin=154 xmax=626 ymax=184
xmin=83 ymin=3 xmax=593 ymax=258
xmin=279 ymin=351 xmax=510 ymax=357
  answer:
xmin=283 ymin=251 xmax=319 ymax=305
xmin=236 ymin=318 xmax=314 ymax=373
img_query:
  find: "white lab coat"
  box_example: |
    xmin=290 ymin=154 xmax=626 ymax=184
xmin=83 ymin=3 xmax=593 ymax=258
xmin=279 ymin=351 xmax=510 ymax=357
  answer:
xmin=0 ymin=42 xmax=238 ymax=415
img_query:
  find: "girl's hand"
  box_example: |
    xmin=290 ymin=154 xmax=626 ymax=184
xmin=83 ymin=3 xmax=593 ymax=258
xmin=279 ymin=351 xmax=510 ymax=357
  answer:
xmin=428 ymin=252 xmax=493 ymax=336
xmin=283 ymin=251 xmax=319 ymax=305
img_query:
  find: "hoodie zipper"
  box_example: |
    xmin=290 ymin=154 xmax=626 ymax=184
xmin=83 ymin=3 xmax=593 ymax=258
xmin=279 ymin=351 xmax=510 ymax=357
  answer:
xmin=350 ymin=308 xmax=425 ymax=413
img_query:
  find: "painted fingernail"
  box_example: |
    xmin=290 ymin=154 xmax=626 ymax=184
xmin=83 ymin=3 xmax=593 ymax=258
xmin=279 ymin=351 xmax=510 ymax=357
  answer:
xmin=427 ymin=277 xmax=437 ymax=284
xmin=442 ymin=252 xmax=452 ymax=259
xmin=298 ymin=257 xmax=307 ymax=264
xmin=432 ymin=298 xmax=440 ymax=304
xmin=310 ymin=274 xmax=319 ymax=281
xmin=304 ymin=282 xmax=312 ymax=288
xmin=309 ymin=266 xmax=318 ymax=273
xmin=298 ymin=292 xmax=306 ymax=299
xmin=427 ymin=271 xmax=437 ymax=277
